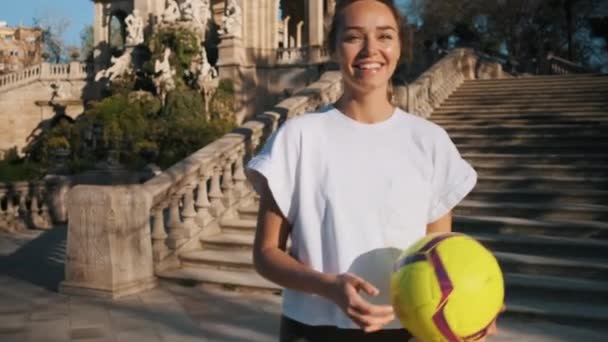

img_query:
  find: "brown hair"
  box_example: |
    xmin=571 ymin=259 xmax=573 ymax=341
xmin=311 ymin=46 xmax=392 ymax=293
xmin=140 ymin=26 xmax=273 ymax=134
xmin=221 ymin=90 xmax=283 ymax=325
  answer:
xmin=327 ymin=0 xmax=405 ymax=56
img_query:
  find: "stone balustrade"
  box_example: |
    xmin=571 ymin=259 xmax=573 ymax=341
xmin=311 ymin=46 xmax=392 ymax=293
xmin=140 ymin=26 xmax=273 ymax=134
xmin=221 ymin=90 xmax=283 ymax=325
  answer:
xmin=396 ymin=48 xmax=479 ymax=118
xmin=61 ymin=71 xmax=342 ymax=298
xmin=0 ymin=181 xmax=52 ymax=232
xmin=0 ymin=176 xmax=71 ymax=232
xmin=0 ymin=62 xmax=89 ymax=93
xmin=546 ymin=54 xmax=591 ymax=74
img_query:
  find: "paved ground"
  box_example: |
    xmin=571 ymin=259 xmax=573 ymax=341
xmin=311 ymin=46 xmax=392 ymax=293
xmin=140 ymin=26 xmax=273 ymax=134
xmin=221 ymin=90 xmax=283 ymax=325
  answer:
xmin=1 ymin=228 xmax=607 ymax=342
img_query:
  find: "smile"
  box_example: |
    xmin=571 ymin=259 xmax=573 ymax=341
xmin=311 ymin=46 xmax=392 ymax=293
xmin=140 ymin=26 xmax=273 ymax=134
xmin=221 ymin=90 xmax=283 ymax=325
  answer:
xmin=354 ymin=62 xmax=384 ymax=71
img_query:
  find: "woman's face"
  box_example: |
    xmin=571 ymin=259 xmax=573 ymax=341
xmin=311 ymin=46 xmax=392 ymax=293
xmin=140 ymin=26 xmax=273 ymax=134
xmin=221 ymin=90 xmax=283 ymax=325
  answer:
xmin=333 ymin=0 xmax=401 ymax=95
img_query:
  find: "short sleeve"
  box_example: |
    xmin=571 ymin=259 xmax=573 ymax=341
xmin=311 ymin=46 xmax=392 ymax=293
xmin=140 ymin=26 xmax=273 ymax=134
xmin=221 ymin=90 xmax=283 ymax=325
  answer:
xmin=245 ymin=121 xmax=300 ymax=224
xmin=427 ymin=127 xmax=477 ymax=223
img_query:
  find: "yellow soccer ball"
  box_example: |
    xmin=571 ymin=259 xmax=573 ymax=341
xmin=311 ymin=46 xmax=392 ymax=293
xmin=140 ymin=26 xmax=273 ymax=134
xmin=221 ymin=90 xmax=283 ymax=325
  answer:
xmin=391 ymin=232 xmax=504 ymax=342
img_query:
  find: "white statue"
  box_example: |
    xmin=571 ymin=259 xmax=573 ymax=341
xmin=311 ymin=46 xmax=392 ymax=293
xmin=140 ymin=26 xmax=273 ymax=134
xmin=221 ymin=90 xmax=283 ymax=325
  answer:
xmin=180 ymin=0 xmax=196 ymax=21
xmin=125 ymin=9 xmax=144 ymax=45
xmin=194 ymin=49 xmax=219 ymax=113
xmin=222 ymin=0 xmax=242 ymax=37
xmin=95 ymin=52 xmax=132 ymax=81
xmin=162 ymin=0 xmax=181 ymax=23
xmin=154 ymin=48 xmax=176 ymax=104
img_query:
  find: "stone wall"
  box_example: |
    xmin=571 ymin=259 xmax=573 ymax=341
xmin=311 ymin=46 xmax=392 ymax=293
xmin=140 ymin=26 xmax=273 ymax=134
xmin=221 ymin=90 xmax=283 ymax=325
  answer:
xmin=0 ymin=63 xmax=95 ymax=155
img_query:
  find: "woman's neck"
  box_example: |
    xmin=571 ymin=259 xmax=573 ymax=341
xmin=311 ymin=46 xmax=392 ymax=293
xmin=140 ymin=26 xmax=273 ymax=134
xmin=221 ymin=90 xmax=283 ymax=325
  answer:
xmin=335 ymin=86 xmax=395 ymax=124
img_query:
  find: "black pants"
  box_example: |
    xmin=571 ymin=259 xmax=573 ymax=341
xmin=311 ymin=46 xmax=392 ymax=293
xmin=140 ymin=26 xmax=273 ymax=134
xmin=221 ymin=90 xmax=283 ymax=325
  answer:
xmin=279 ymin=315 xmax=412 ymax=342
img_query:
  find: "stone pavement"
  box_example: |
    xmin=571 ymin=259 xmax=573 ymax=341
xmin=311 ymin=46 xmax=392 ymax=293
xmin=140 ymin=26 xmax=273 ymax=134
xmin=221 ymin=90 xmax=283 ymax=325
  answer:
xmin=1 ymin=229 xmax=607 ymax=342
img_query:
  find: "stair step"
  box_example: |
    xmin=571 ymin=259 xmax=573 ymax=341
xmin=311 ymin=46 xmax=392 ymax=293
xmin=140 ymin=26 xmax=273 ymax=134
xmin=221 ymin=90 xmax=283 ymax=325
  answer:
xmin=456 ymin=200 xmax=608 ymax=222
xmin=451 ymin=134 xmax=608 ymax=145
xmin=466 ymin=231 xmax=608 ymax=259
xmin=435 ymin=117 xmax=608 ymax=126
xmin=236 ymin=207 xmax=259 ymax=221
xmin=472 ymin=164 xmax=608 ymax=179
xmin=448 ymin=90 xmax=608 ymax=99
xmin=495 ymin=251 xmax=608 ymax=281
xmin=434 ymin=112 xmax=608 ymax=120
xmin=221 ymin=218 xmax=256 ymax=232
xmin=465 ymin=188 xmax=608 ymax=206
xmin=504 ymin=290 xmax=608 ymax=329
xmin=157 ymin=266 xmax=280 ymax=292
xmin=435 ymin=106 xmax=608 ymax=114
xmin=180 ymin=249 xmax=253 ymax=270
xmin=441 ymin=98 xmax=608 ymax=106
xmin=475 ymin=175 xmax=608 ymax=192
xmin=453 ymin=215 xmax=608 ymax=239
xmin=437 ymin=103 xmax=608 ymax=111
xmin=200 ymin=231 xmax=254 ymax=250
xmin=462 ymin=152 xmax=607 ymax=166
xmin=456 ymin=144 xmax=608 ymax=154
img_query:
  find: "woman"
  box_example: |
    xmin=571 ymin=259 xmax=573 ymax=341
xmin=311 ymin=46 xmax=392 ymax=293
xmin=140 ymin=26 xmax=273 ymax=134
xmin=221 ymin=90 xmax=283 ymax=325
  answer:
xmin=246 ymin=0 xmax=498 ymax=340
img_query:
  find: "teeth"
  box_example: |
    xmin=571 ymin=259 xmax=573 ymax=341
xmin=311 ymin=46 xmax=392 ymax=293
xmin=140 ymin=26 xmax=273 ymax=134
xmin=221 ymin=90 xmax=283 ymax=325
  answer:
xmin=357 ymin=63 xmax=381 ymax=70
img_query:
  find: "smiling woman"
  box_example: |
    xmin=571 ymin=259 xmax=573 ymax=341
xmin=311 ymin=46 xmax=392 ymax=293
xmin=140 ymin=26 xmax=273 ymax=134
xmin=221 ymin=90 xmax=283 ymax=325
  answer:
xmin=244 ymin=0 xmax=481 ymax=341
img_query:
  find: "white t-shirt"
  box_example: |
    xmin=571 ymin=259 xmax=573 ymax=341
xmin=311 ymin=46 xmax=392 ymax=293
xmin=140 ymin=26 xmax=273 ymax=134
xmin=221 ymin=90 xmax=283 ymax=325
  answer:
xmin=245 ymin=105 xmax=477 ymax=329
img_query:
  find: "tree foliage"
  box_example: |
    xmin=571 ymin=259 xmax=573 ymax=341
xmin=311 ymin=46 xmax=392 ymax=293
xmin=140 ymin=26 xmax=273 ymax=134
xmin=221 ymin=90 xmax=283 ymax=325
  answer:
xmin=405 ymin=0 xmax=607 ymax=71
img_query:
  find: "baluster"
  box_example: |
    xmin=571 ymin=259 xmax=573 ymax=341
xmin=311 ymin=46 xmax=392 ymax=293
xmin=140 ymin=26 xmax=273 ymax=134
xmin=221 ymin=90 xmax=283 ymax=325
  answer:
xmin=18 ymin=187 xmax=28 ymax=220
xmin=151 ymin=205 xmax=168 ymax=261
xmin=39 ymin=186 xmax=52 ymax=229
xmin=208 ymin=164 xmax=225 ymax=217
xmin=181 ymin=181 xmax=199 ymax=236
xmin=221 ymin=154 xmax=236 ymax=207
xmin=166 ymin=193 xmax=187 ymax=249
xmin=194 ymin=171 xmax=213 ymax=228
xmin=232 ymin=147 xmax=248 ymax=199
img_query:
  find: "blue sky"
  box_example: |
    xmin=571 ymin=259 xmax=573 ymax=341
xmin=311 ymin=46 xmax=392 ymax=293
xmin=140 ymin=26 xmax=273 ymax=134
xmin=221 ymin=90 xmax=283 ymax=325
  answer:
xmin=1 ymin=0 xmax=93 ymax=47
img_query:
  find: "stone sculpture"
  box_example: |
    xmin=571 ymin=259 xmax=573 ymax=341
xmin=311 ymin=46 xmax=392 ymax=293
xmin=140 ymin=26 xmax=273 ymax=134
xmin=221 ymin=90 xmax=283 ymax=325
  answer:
xmin=222 ymin=0 xmax=242 ymax=37
xmin=154 ymin=48 xmax=176 ymax=104
xmin=162 ymin=0 xmax=181 ymax=23
xmin=95 ymin=52 xmax=133 ymax=81
xmin=125 ymin=9 xmax=144 ymax=45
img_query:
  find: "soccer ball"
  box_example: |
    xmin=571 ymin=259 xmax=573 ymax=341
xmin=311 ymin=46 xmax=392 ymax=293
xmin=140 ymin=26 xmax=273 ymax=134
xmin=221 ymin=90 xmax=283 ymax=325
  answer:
xmin=391 ymin=232 xmax=504 ymax=342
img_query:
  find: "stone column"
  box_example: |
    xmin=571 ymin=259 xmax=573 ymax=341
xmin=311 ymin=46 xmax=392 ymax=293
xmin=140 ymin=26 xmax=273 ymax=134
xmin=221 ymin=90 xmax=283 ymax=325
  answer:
xmin=283 ymin=16 xmax=291 ymax=48
xmin=296 ymin=21 xmax=304 ymax=48
xmin=93 ymin=1 xmax=110 ymax=72
xmin=306 ymin=0 xmax=324 ymax=62
xmin=60 ymin=185 xmax=156 ymax=299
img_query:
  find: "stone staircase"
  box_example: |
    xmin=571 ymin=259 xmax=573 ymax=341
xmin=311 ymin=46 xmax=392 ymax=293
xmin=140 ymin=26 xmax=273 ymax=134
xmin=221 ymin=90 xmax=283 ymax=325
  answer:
xmin=158 ymin=73 xmax=608 ymax=330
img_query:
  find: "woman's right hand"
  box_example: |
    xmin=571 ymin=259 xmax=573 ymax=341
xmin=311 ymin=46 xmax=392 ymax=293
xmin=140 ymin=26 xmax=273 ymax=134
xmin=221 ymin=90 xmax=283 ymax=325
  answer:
xmin=325 ymin=273 xmax=395 ymax=333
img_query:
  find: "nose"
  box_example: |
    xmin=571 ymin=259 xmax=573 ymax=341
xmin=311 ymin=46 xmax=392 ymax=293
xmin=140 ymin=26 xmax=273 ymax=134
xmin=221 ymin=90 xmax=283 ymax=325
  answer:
xmin=361 ymin=35 xmax=379 ymax=56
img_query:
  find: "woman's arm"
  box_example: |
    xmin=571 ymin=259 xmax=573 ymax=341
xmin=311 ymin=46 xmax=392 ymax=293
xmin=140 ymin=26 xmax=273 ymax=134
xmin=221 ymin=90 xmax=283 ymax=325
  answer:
xmin=252 ymin=178 xmax=394 ymax=332
xmin=426 ymin=211 xmax=452 ymax=234
xmin=252 ymin=178 xmax=336 ymax=297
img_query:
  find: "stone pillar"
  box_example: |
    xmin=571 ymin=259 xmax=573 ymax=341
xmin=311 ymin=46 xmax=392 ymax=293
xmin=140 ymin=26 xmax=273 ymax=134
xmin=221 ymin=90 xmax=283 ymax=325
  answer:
xmin=60 ymin=185 xmax=156 ymax=299
xmin=217 ymin=34 xmax=245 ymax=121
xmin=283 ymin=16 xmax=291 ymax=48
xmin=296 ymin=21 xmax=304 ymax=48
xmin=93 ymin=1 xmax=110 ymax=72
xmin=306 ymin=0 xmax=324 ymax=62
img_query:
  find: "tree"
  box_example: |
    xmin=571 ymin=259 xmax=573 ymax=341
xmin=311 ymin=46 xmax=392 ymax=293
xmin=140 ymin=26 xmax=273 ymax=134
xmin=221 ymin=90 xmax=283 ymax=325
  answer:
xmin=33 ymin=15 xmax=70 ymax=63
xmin=403 ymin=0 xmax=607 ymax=72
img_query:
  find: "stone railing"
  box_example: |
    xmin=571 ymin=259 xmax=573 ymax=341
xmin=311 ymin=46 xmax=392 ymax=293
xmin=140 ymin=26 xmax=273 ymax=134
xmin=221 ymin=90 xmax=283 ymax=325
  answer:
xmin=396 ymin=48 xmax=479 ymax=118
xmin=61 ymin=71 xmax=343 ymax=297
xmin=546 ymin=54 xmax=592 ymax=74
xmin=245 ymin=46 xmax=331 ymax=66
xmin=0 ymin=176 xmax=71 ymax=233
xmin=0 ymin=62 xmax=89 ymax=93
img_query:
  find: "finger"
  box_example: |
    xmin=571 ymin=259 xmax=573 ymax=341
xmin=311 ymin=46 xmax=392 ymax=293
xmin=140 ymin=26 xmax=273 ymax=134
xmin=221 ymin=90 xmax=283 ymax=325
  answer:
xmin=347 ymin=307 xmax=395 ymax=330
xmin=347 ymin=273 xmax=379 ymax=296
xmin=349 ymin=296 xmax=393 ymax=316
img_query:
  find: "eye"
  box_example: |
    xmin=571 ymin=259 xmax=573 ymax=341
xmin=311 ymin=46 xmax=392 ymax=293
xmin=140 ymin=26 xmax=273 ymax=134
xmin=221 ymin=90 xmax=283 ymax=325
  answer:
xmin=343 ymin=34 xmax=362 ymax=42
xmin=379 ymin=33 xmax=394 ymax=41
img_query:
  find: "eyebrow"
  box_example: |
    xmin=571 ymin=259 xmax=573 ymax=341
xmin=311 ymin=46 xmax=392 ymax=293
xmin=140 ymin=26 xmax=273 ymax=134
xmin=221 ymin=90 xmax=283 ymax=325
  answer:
xmin=343 ymin=26 xmax=398 ymax=31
